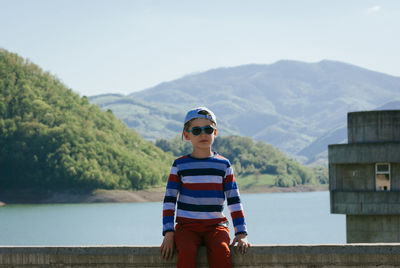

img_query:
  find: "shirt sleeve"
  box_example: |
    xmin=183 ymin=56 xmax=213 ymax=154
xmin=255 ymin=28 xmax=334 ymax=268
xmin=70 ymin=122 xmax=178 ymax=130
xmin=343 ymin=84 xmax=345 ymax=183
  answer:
xmin=162 ymin=162 xmax=181 ymax=236
xmin=223 ymin=164 xmax=248 ymax=235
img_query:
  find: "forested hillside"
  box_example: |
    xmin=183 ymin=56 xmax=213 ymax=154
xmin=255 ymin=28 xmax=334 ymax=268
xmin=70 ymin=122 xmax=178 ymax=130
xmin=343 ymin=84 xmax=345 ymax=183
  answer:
xmin=0 ymin=49 xmax=172 ymax=191
xmin=156 ymin=135 xmax=328 ymax=188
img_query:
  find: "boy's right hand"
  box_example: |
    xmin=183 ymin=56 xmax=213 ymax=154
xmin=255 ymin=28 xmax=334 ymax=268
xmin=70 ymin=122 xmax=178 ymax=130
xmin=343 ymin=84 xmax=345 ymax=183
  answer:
xmin=160 ymin=232 xmax=175 ymax=260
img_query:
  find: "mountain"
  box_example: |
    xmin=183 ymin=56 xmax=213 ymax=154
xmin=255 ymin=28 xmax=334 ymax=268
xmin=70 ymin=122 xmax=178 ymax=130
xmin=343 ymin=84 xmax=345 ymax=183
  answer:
xmin=0 ymin=49 xmax=172 ymax=191
xmin=377 ymin=100 xmax=400 ymax=110
xmin=91 ymin=60 xmax=400 ymax=165
xmin=298 ymin=100 xmax=400 ymax=165
xmin=89 ymin=94 xmax=239 ymax=140
xmin=89 ymin=94 xmax=188 ymax=140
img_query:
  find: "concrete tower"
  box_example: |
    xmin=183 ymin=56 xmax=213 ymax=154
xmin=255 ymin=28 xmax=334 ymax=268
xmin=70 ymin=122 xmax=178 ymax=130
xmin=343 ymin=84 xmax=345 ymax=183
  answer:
xmin=329 ymin=110 xmax=400 ymax=243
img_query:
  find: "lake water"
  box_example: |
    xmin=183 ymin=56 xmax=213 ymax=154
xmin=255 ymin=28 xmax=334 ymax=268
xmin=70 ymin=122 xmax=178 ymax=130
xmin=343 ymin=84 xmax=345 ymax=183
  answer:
xmin=0 ymin=191 xmax=345 ymax=246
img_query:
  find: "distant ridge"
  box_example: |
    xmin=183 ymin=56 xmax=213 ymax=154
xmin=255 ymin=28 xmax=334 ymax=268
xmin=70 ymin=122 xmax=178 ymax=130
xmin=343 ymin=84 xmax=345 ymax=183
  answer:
xmin=298 ymin=100 xmax=400 ymax=165
xmin=91 ymin=60 xmax=400 ymax=165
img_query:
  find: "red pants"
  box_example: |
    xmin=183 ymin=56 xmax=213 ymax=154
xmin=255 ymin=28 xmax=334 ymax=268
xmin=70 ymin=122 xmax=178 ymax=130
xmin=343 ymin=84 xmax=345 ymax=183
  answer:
xmin=174 ymin=222 xmax=232 ymax=268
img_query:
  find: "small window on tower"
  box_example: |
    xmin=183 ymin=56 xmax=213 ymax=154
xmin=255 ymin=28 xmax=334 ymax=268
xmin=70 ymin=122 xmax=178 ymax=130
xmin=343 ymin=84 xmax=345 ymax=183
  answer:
xmin=376 ymin=163 xmax=390 ymax=191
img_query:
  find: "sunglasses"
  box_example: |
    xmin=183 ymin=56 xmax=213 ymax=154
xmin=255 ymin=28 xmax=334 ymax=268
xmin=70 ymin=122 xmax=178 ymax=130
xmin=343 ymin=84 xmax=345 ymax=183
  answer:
xmin=186 ymin=125 xmax=215 ymax=136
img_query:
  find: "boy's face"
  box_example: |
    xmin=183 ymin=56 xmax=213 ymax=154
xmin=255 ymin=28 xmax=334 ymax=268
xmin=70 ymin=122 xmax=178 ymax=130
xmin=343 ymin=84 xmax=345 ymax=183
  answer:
xmin=183 ymin=118 xmax=217 ymax=150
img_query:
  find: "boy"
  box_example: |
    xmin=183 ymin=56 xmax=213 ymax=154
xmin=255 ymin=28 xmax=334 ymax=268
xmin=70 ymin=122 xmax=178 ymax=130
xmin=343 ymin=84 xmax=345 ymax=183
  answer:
xmin=160 ymin=107 xmax=250 ymax=268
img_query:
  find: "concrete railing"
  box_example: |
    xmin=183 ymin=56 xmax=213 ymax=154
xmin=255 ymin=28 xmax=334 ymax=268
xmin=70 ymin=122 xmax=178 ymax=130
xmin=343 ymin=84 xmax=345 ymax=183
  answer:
xmin=1 ymin=244 xmax=400 ymax=267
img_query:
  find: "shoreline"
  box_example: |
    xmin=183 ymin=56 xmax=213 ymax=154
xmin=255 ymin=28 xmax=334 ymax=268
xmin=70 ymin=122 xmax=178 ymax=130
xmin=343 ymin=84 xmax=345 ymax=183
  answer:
xmin=241 ymin=184 xmax=328 ymax=194
xmin=0 ymin=185 xmax=328 ymax=206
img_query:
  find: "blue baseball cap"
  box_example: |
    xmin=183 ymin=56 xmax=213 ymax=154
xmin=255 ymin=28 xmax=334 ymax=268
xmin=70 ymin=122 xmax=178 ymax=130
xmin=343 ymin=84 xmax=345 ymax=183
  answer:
xmin=184 ymin=107 xmax=217 ymax=125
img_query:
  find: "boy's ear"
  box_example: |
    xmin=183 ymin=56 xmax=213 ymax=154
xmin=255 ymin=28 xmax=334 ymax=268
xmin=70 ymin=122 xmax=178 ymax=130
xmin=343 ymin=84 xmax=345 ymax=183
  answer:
xmin=183 ymin=131 xmax=191 ymax=141
xmin=214 ymin=128 xmax=217 ymax=136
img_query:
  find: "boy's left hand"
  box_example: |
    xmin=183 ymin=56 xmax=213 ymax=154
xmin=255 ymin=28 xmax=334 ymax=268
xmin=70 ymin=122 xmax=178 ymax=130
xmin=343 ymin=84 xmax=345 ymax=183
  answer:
xmin=230 ymin=233 xmax=251 ymax=254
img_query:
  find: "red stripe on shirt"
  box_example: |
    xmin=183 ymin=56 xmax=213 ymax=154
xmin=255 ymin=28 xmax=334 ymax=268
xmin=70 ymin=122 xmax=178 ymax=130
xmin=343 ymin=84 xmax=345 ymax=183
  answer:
xmin=182 ymin=183 xmax=223 ymax=191
xmin=215 ymin=154 xmax=228 ymax=160
xmin=224 ymin=174 xmax=235 ymax=183
xmin=231 ymin=210 xmax=244 ymax=219
xmin=168 ymin=174 xmax=180 ymax=182
xmin=163 ymin=209 xmax=175 ymax=217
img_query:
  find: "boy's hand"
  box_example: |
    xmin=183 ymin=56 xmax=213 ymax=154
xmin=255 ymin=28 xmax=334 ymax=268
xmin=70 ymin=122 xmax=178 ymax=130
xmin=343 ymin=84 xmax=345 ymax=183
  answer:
xmin=160 ymin=232 xmax=175 ymax=260
xmin=230 ymin=233 xmax=251 ymax=254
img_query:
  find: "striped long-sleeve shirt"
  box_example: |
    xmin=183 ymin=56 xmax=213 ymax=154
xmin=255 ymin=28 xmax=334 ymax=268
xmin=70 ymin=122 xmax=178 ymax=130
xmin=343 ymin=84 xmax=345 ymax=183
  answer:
xmin=162 ymin=153 xmax=247 ymax=236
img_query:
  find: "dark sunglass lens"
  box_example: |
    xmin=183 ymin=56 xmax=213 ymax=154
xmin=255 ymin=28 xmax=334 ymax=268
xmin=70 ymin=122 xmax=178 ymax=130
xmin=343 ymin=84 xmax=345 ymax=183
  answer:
xmin=191 ymin=127 xmax=202 ymax=136
xmin=204 ymin=126 xmax=214 ymax=134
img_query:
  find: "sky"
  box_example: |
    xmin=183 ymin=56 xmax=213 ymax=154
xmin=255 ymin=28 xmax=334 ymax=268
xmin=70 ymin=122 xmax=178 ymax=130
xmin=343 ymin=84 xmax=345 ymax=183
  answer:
xmin=1 ymin=0 xmax=399 ymax=96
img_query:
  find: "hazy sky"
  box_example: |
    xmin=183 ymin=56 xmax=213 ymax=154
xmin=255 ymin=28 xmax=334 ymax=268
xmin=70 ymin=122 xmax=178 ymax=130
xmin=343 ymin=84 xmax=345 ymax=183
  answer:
xmin=1 ymin=0 xmax=399 ymax=96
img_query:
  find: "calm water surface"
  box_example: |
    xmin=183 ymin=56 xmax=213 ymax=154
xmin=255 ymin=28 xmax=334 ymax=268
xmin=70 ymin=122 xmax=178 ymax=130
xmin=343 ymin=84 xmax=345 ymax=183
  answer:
xmin=0 ymin=191 xmax=345 ymax=245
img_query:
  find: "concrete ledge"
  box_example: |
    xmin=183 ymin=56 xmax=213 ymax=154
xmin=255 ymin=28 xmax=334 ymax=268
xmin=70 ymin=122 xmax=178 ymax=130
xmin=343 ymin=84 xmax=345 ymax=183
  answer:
xmin=2 ymin=245 xmax=400 ymax=267
xmin=328 ymin=142 xmax=400 ymax=164
xmin=331 ymin=191 xmax=400 ymax=214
